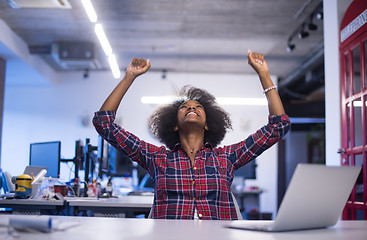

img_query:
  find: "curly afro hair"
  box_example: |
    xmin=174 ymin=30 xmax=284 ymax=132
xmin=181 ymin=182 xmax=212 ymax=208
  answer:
xmin=148 ymin=86 xmax=232 ymax=150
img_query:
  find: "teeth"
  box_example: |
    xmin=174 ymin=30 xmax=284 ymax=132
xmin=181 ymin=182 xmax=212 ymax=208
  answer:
xmin=187 ymin=112 xmax=197 ymax=116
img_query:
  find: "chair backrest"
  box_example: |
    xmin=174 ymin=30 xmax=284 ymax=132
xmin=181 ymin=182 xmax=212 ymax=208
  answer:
xmin=148 ymin=192 xmax=243 ymax=220
xmin=231 ymin=192 xmax=243 ymax=220
xmin=4 ymin=171 xmax=16 ymax=192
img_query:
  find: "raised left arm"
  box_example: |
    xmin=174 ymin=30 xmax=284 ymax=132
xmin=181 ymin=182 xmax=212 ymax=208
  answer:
xmin=247 ymin=50 xmax=285 ymax=116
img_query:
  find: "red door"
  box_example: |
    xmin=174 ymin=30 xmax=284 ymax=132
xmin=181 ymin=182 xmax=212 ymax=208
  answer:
xmin=339 ymin=0 xmax=367 ymax=220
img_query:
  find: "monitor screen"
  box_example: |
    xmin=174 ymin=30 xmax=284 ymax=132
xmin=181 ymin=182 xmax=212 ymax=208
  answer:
xmin=29 ymin=141 xmax=61 ymax=178
xmin=234 ymin=159 xmax=257 ymax=179
xmin=106 ymin=145 xmax=147 ymax=179
xmin=98 ymin=136 xmax=109 ymax=172
xmin=108 ymin=146 xmax=134 ymax=177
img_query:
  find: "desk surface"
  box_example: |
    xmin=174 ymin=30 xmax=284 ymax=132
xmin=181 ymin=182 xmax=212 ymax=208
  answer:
xmin=1 ymin=215 xmax=366 ymax=240
xmin=0 ymin=196 xmax=153 ymax=217
xmin=0 ymin=195 xmax=153 ymax=208
xmin=66 ymin=195 xmax=153 ymax=208
xmin=0 ymin=198 xmax=64 ymax=206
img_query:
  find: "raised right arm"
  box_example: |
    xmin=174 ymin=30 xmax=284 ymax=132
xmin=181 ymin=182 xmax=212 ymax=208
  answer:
xmin=100 ymin=58 xmax=151 ymax=112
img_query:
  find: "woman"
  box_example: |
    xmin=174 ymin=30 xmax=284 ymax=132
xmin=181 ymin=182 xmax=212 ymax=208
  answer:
xmin=93 ymin=51 xmax=290 ymax=220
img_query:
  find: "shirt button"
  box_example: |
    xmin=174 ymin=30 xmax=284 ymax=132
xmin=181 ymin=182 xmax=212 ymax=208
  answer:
xmin=192 ymin=180 xmax=195 ymax=185
xmin=193 ymin=197 xmax=196 ymax=201
xmin=198 ymin=213 xmax=203 ymax=218
xmin=193 ymin=167 xmax=197 ymax=170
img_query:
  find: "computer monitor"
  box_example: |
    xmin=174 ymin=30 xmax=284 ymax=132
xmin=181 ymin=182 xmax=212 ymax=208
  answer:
xmin=98 ymin=136 xmax=108 ymax=171
xmin=108 ymin=146 xmax=134 ymax=177
xmin=234 ymin=159 xmax=257 ymax=179
xmin=29 ymin=141 xmax=61 ymax=178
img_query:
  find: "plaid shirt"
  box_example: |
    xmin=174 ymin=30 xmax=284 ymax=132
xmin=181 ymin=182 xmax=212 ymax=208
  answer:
xmin=93 ymin=111 xmax=290 ymax=220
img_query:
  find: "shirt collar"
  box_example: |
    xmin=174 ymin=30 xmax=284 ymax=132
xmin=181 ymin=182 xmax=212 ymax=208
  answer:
xmin=171 ymin=142 xmax=213 ymax=152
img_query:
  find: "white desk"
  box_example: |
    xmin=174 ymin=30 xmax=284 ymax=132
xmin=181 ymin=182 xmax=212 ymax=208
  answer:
xmin=0 ymin=215 xmax=366 ymax=240
xmin=0 ymin=195 xmax=153 ymax=217
xmin=66 ymin=195 xmax=153 ymax=217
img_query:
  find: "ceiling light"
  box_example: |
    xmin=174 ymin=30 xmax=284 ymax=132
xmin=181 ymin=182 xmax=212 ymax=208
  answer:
xmin=95 ymin=24 xmax=112 ymax=56
xmin=286 ymin=43 xmax=295 ymax=52
xmin=308 ymin=13 xmax=318 ymax=31
xmin=108 ymin=54 xmax=121 ymax=79
xmin=81 ymin=0 xmax=97 ymax=22
xmin=298 ymin=31 xmax=309 ymax=39
xmin=286 ymin=38 xmax=295 ymax=52
xmin=298 ymin=24 xmax=309 ymax=39
xmin=81 ymin=1 xmax=119 ymax=80
xmin=316 ymin=11 xmax=323 ymax=20
xmin=308 ymin=22 xmax=317 ymax=31
xmin=286 ymin=2 xmax=322 ymax=53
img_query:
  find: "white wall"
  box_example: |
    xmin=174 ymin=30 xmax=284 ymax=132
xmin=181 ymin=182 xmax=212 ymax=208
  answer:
xmin=1 ymin=67 xmax=279 ymax=216
xmin=324 ymin=0 xmax=353 ymax=166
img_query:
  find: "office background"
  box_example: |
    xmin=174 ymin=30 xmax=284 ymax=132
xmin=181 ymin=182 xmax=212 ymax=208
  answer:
xmin=0 ymin=0 xmax=353 ymax=219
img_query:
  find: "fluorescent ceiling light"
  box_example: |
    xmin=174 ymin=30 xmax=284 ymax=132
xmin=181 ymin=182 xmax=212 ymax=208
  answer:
xmin=82 ymin=2 xmax=118 ymax=80
xmin=95 ymin=24 xmax=112 ymax=56
xmin=81 ymin=0 xmax=97 ymax=22
xmin=141 ymin=96 xmax=267 ymax=106
xmin=108 ymin=54 xmax=121 ymax=79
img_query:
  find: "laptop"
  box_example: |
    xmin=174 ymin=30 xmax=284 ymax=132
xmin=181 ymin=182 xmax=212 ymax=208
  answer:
xmin=23 ymin=166 xmax=47 ymax=177
xmin=226 ymin=164 xmax=361 ymax=232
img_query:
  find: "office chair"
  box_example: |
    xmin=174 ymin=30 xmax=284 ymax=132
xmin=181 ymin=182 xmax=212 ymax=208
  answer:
xmin=1 ymin=171 xmax=15 ymax=193
xmin=139 ymin=174 xmax=154 ymax=190
xmin=147 ymin=191 xmax=243 ymax=220
xmin=231 ymin=192 xmax=243 ymax=220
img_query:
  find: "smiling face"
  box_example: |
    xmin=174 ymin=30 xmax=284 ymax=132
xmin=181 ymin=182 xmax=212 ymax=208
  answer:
xmin=175 ymin=100 xmax=208 ymax=131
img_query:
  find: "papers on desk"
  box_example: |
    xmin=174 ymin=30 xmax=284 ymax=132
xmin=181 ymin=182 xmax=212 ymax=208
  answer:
xmin=9 ymin=215 xmax=52 ymax=232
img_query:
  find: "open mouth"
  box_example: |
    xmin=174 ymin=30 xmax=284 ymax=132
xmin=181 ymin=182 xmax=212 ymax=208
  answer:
xmin=186 ymin=111 xmax=199 ymax=117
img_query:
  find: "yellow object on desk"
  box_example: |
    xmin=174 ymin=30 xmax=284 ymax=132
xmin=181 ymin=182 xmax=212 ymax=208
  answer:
xmin=15 ymin=174 xmax=32 ymax=199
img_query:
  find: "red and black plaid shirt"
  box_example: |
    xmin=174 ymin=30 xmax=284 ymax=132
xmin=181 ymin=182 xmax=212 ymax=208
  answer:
xmin=93 ymin=111 xmax=290 ymax=220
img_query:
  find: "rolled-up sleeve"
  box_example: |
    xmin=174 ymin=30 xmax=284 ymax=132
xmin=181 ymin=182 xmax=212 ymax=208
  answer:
xmin=92 ymin=111 xmax=161 ymax=171
xmin=93 ymin=111 xmax=121 ymax=148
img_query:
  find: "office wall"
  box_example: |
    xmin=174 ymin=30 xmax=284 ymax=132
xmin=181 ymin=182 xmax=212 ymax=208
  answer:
xmin=1 ymin=69 xmax=279 ymax=216
xmin=0 ymin=57 xmax=5 ymax=165
xmin=324 ymin=0 xmax=353 ymax=166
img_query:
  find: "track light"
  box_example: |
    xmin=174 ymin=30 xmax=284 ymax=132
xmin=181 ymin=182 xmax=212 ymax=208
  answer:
xmin=298 ymin=24 xmax=309 ymax=39
xmin=308 ymin=13 xmax=318 ymax=31
xmin=286 ymin=40 xmax=295 ymax=52
xmin=287 ymin=43 xmax=295 ymax=52
xmin=316 ymin=11 xmax=323 ymax=20
xmin=285 ymin=2 xmax=322 ymax=53
xmin=298 ymin=31 xmax=309 ymax=39
xmin=315 ymin=2 xmax=323 ymax=20
xmin=308 ymin=22 xmax=317 ymax=31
